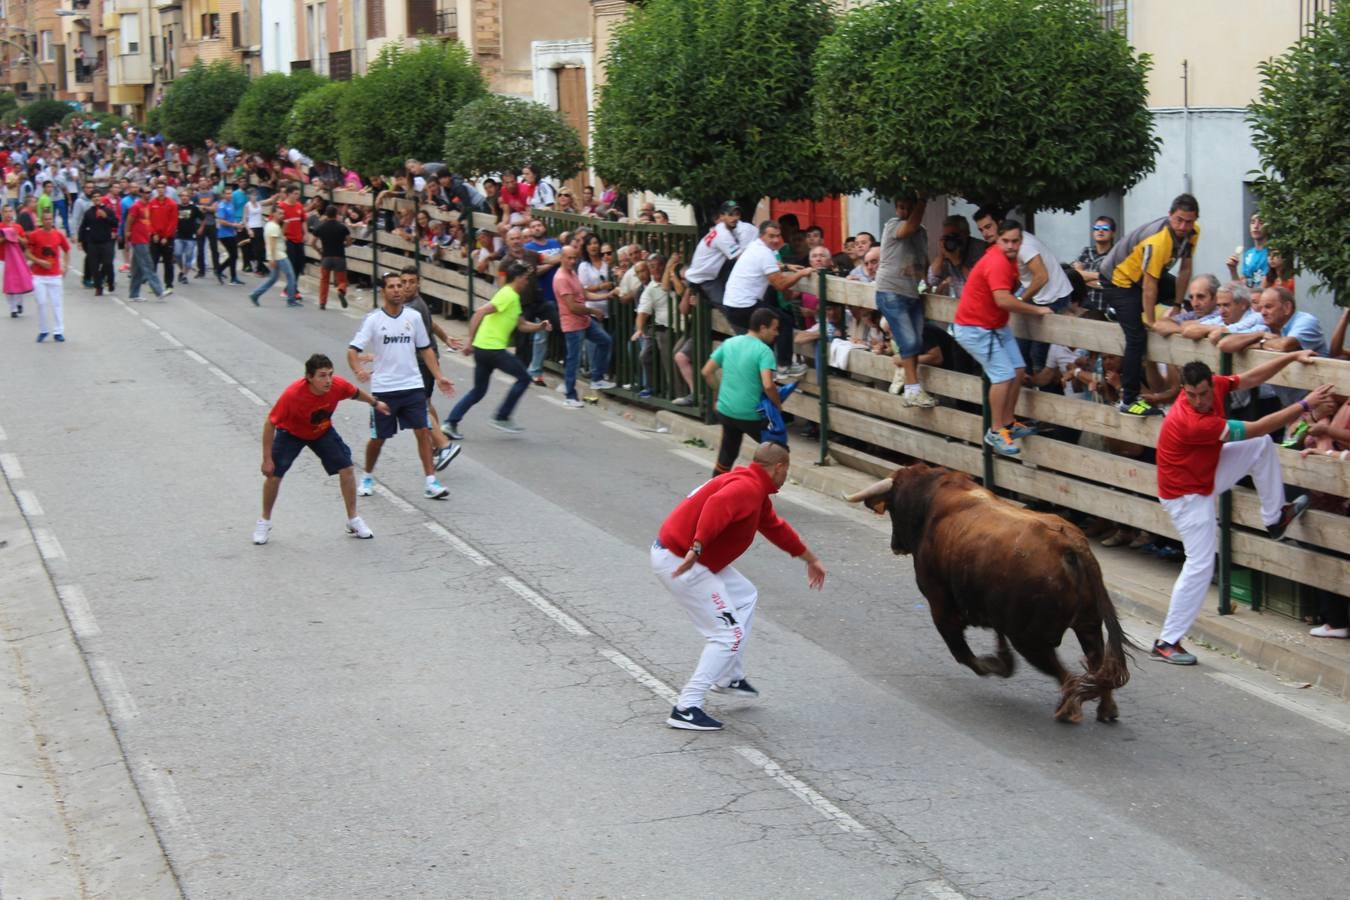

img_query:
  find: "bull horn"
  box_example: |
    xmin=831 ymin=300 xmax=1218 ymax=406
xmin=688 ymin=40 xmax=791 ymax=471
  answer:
xmin=843 ymin=478 xmax=894 ymax=504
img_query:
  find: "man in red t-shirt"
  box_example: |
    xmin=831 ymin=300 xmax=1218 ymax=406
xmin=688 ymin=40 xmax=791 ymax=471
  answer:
xmin=255 ymin=353 xmax=391 ymax=546
xmin=26 ymin=211 xmax=71 ymax=342
xmin=951 ymin=219 xmax=1050 ymax=456
xmin=651 ymin=442 xmax=826 ymax=731
xmin=1151 ymin=353 xmax=1333 ymax=665
xmin=127 ymin=186 xmax=165 ymax=301
xmin=147 ymin=187 xmax=178 ymax=289
xmin=276 ymin=186 xmax=307 ymax=277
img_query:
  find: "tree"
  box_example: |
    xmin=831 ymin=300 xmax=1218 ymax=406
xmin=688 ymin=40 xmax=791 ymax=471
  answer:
xmin=288 ymin=81 xmax=350 ymax=165
xmin=19 ymin=99 xmax=73 ymax=133
xmin=159 ymin=60 xmax=250 ymax=146
xmin=220 ymin=70 xmax=328 ymax=154
xmin=0 ymin=92 xmax=17 ymax=116
xmin=590 ymin=0 xmax=853 ymax=229
xmin=338 ymin=41 xmax=486 ymax=175
xmin=1248 ymin=3 xmax=1350 ymax=304
xmin=443 ymin=95 xmax=586 ymax=180
xmin=811 ymin=0 xmax=1158 ymax=216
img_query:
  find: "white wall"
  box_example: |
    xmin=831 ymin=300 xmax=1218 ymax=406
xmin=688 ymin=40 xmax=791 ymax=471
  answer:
xmin=260 ymin=0 xmax=296 ymax=74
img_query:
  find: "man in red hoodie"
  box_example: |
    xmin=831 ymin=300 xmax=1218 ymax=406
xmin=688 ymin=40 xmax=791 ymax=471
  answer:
xmin=147 ymin=185 xmax=178 ymax=291
xmin=652 ymin=441 xmax=827 ymax=731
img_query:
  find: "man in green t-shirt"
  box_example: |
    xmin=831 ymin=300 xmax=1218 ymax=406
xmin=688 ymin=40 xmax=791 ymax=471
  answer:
xmin=443 ymin=261 xmax=552 ymax=436
xmin=701 ymin=308 xmax=784 ymax=475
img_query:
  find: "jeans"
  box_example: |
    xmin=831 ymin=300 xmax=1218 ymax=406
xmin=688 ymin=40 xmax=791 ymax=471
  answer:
xmin=1104 ymin=283 xmax=1145 ymax=404
xmin=875 ymin=291 xmax=925 ymax=357
xmin=174 ymin=238 xmax=197 ymax=277
xmin=54 ymin=198 xmax=69 ymax=234
xmin=524 ymin=301 xmax=560 ymax=376
xmin=196 ymin=226 xmax=219 ymax=275
xmin=448 ymin=347 xmax=533 ymax=423
xmin=563 ymin=320 xmax=613 ymax=400
xmin=129 ymin=243 xmax=164 ymax=298
xmin=250 ymin=257 xmax=297 ymax=302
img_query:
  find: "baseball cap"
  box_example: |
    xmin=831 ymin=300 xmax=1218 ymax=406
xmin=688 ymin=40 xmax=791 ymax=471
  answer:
xmin=718 ymin=200 xmax=742 ymax=213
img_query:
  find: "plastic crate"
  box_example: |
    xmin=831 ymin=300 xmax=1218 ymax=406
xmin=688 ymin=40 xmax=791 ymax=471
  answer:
xmin=1262 ymin=573 xmax=1316 ymax=621
xmin=1229 ymin=567 xmax=1259 ymax=606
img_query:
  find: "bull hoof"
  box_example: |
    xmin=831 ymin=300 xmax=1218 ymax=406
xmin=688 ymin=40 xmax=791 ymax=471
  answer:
xmin=976 ymin=654 xmax=1012 ymax=678
xmin=1054 ymin=704 xmax=1084 ymax=724
xmin=1097 ymin=698 xmax=1120 ymax=723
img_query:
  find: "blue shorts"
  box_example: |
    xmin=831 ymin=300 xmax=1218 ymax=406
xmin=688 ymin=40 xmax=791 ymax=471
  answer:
xmin=952 ymin=323 xmax=1025 ymax=385
xmin=875 ymin=291 xmax=925 ymax=358
xmin=271 ymin=427 xmax=353 ymax=478
xmin=370 ymin=387 xmax=429 ymax=439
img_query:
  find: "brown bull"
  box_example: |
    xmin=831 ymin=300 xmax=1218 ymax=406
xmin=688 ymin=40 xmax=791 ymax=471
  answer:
xmin=847 ymin=464 xmax=1134 ymax=723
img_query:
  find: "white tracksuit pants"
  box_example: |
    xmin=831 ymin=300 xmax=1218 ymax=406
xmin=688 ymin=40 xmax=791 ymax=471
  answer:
xmin=1158 ymin=437 xmax=1285 ymax=645
xmin=651 ymin=543 xmax=758 ymax=710
xmin=32 ymin=275 xmax=63 ymax=336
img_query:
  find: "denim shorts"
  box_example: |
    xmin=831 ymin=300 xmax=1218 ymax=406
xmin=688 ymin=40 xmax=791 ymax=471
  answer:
xmin=271 ymin=427 xmax=353 ymax=477
xmin=875 ymin=291 xmax=925 ymax=357
xmin=952 ymin=323 xmax=1025 ymax=384
xmin=370 ymin=387 xmax=430 ymax=438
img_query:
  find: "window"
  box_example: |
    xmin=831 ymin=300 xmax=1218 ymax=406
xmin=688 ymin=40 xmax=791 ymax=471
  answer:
xmin=368 ymin=0 xmax=386 ymax=39
xmin=231 ymin=12 xmax=241 ymax=49
xmin=40 ymin=30 xmax=54 ymax=62
xmin=203 ymin=13 xmax=221 ymax=41
xmin=1301 ymin=0 xmax=1337 ymax=35
xmin=1095 ymin=0 xmax=1128 ymax=35
xmin=407 ymin=0 xmax=436 ymax=35
xmin=121 ymin=12 xmax=141 ymax=55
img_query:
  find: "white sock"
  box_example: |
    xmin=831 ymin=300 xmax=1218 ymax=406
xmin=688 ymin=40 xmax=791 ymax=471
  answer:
xmin=348 ymin=516 xmax=361 ymax=526
xmin=257 ymin=518 xmax=270 ymax=525
xmin=364 ymin=470 xmax=374 ymax=479
xmin=426 ymin=474 xmax=437 ymax=487
xmin=903 ymin=383 xmax=920 ymax=395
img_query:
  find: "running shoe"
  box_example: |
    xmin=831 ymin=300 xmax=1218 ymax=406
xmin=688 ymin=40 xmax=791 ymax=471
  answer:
xmin=1150 ymin=641 xmax=1197 ymax=666
xmin=637 ymin=389 xmax=652 ymax=399
xmin=441 ymin=420 xmax=464 ymax=440
xmin=562 ymin=398 xmax=585 ymax=409
xmin=1267 ymin=495 xmax=1310 ymax=540
xmin=490 ymin=418 xmax=525 ymax=434
xmin=338 ymin=290 xmax=349 ymax=309
xmin=532 ymin=376 xmax=547 ymax=387
xmin=433 ymin=444 xmax=462 ymax=470
xmin=252 ymin=520 xmax=272 ymax=545
xmin=666 ymin=706 xmax=723 ymax=731
xmin=1116 ymin=398 xmax=1162 ymax=417
xmin=1310 ymin=624 xmax=1350 ymax=639
xmin=357 ymin=474 xmax=375 ymax=496
xmin=984 ymin=426 xmax=1020 ymax=456
xmin=424 ymin=480 xmax=450 ymax=500
xmin=672 ymin=394 xmax=696 ymax=407
xmin=163 ymin=286 xmax=174 ymax=296
xmin=900 ymin=388 xmax=939 ymax=408
xmin=1008 ymin=419 xmax=1037 ymax=438
xmin=711 ymin=678 xmax=759 ymax=698
xmin=53 ymin=335 xmax=65 ymax=343
xmin=346 ymin=517 xmax=374 ymax=539
xmin=36 ymin=332 xmax=48 ymax=342
xmin=591 ymin=379 xmax=616 ymax=390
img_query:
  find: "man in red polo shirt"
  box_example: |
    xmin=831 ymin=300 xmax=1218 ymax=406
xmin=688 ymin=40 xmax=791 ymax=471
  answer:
xmin=255 ymin=353 xmax=391 ymax=546
xmin=651 ymin=442 xmax=827 ymax=731
xmin=1151 ymin=353 xmax=1333 ymax=665
xmin=147 ymin=185 xmax=178 ymax=291
xmin=279 ymin=186 xmax=307 ymax=278
xmin=127 ymin=186 xmax=165 ymax=301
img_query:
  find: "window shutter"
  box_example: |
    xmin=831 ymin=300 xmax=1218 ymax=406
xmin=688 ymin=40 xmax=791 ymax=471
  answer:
xmin=367 ymin=0 xmax=386 ymax=39
xmin=407 ymin=0 xmax=437 ymax=35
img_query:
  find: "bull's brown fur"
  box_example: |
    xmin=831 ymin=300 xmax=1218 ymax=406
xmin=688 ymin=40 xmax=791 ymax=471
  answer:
xmin=867 ymin=464 xmax=1135 ymax=723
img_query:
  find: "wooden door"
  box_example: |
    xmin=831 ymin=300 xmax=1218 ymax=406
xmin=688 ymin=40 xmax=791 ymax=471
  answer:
xmin=555 ymin=66 xmax=589 ymax=202
xmin=770 ymin=197 xmax=844 ymax=255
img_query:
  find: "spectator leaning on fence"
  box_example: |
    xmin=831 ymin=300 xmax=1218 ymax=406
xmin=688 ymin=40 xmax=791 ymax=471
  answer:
xmin=927 ymin=214 xmax=984 ymax=298
xmin=875 ymin=193 xmax=938 ymax=408
xmin=1217 ymin=285 xmax=1329 ymax=417
xmin=684 ymin=200 xmax=758 ymax=308
xmin=952 ymin=219 xmax=1050 ymax=457
xmin=1152 ymin=273 xmax=1224 ymax=337
xmin=1150 ymin=354 xmax=1334 ymax=666
xmin=1184 ymin=281 xmax=1267 ymax=343
xmin=1097 ymin=193 xmax=1201 ymax=417
xmin=723 ymin=220 xmax=812 ymax=381
xmin=1071 ymin=216 xmax=1116 ymax=313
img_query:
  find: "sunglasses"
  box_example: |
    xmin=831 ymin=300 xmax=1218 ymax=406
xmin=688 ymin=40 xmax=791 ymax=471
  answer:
xmin=1092 ymin=225 xmax=1113 ymax=232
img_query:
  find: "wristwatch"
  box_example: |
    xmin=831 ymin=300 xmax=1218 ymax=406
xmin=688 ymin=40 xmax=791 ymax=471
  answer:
xmin=691 ymin=541 xmax=703 ymax=557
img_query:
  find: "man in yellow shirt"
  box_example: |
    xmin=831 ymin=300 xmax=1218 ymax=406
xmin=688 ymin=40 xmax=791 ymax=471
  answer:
xmin=443 ymin=261 xmax=551 ymax=435
xmin=1098 ymin=193 xmax=1200 ymax=416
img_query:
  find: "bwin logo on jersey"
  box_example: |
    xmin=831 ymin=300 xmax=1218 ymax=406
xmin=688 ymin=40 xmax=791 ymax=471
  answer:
xmin=382 ymin=334 xmax=413 ymax=344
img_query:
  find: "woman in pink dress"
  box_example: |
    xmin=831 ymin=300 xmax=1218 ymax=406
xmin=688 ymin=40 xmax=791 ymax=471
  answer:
xmin=0 ymin=204 xmax=33 ymax=317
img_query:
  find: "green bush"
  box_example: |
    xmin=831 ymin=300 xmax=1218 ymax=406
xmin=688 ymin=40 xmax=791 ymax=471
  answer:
xmin=1249 ymin=3 xmax=1350 ymax=303
xmin=338 ymin=41 xmax=486 ymax=176
xmin=143 ymin=105 xmax=163 ymax=134
xmin=287 ymin=81 xmax=350 ymax=164
xmin=812 ymin=0 xmax=1158 ymax=215
xmin=591 ymin=0 xmax=852 ymax=229
xmin=220 ymin=70 xmax=328 ymax=154
xmin=19 ymin=98 xmax=73 ymax=133
xmin=443 ymin=95 xmax=585 ymax=181
xmin=0 ymin=92 xmax=18 ymax=115
xmin=159 ymin=60 xmax=250 ymax=146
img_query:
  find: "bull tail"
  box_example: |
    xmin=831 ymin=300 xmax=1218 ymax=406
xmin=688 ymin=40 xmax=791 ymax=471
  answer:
xmin=1074 ymin=550 xmax=1138 ymax=697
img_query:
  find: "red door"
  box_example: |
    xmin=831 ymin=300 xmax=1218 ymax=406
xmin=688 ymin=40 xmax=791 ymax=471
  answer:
xmin=770 ymin=196 xmax=844 ymax=254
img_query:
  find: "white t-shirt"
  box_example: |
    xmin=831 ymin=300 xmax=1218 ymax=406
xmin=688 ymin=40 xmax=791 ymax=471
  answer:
xmin=638 ymin=281 xmax=674 ymax=328
xmin=1017 ymin=231 xmax=1074 ymax=304
xmin=723 ymin=239 xmax=781 ymax=309
xmin=684 ymin=220 xmax=758 ymax=284
xmin=245 ymin=201 xmax=265 ymax=229
xmin=529 ymin=180 xmax=556 ymax=208
xmin=349 ymin=306 xmax=432 ymax=393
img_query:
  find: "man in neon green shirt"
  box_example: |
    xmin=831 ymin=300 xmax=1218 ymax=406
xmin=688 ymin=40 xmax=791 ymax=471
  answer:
xmin=35 ymin=182 xmax=56 ymax=221
xmin=443 ymin=261 xmax=551 ymax=435
xmin=701 ymin=307 xmax=783 ymax=476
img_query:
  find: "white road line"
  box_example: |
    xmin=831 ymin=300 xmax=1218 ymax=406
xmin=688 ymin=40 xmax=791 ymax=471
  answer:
xmin=130 ymin=757 xmax=203 ymax=857
xmin=90 ymin=658 xmax=140 ymax=720
xmin=0 ymin=424 xmax=7 ymax=440
xmin=1208 ymin=672 xmax=1350 ymax=737
xmin=372 ymin=484 xmax=417 ymax=514
xmin=56 ymin=584 xmax=101 ymax=639
xmin=33 ymin=528 xmax=65 ymax=561
xmin=600 ymin=420 xmax=652 ymax=441
xmin=597 ymin=648 xmax=679 ymax=704
xmin=15 ymin=489 xmax=43 ymax=516
xmin=0 ymin=452 xmax=24 ymax=479
xmin=237 ymin=386 xmax=266 ymax=406
xmin=183 ymin=349 xmax=209 ymax=365
xmin=207 ymin=365 xmax=238 ymax=385
xmin=734 ymin=747 xmax=872 ymax=835
xmin=424 ymin=521 xmax=493 ymax=567
xmin=160 ymin=331 xmax=184 ymax=348
xmin=142 ymin=319 xmax=161 ymax=331
xmin=498 ymin=575 xmax=592 ymax=637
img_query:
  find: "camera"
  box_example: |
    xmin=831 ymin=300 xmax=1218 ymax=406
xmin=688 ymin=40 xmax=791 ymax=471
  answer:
xmin=941 ymin=235 xmax=962 ymax=252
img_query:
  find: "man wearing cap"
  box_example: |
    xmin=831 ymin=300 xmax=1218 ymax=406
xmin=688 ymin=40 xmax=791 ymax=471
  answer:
xmin=683 ymin=201 xmax=760 ymax=307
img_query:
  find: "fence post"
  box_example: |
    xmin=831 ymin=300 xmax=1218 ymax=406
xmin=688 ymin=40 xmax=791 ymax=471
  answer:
xmin=1217 ymin=349 xmax=1235 ymax=615
xmin=980 ymin=374 xmax=995 ymax=489
xmin=815 ymin=270 xmax=830 ymax=466
xmin=466 ymin=216 xmax=476 ymax=315
xmin=413 ymin=196 xmax=423 ymax=281
xmin=698 ymin=294 xmax=714 ymax=425
xmin=371 ymin=193 xmax=380 ymax=293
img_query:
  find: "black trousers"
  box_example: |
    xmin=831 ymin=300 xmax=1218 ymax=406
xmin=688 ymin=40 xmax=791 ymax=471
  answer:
xmin=219 ymin=235 xmax=239 ymax=280
xmin=151 ymin=239 xmax=174 ymax=284
xmin=251 ymin=227 xmax=268 ymax=273
xmin=87 ymin=241 xmax=115 ymax=290
xmin=286 ymin=239 xmax=306 ymax=277
xmin=716 ymin=412 xmax=765 ymax=472
xmin=196 ymin=226 xmax=219 ymax=275
xmin=723 ymin=301 xmax=794 ymax=366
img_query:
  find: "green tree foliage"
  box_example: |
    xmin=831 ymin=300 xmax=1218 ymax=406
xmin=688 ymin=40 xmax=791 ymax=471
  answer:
xmin=159 ymin=60 xmax=250 ymax=146
xmin=443 ymin=95 xmax=586 ymax=180
xmin=812 ymin=0 xmax=1158 ymax=215
xmin=0 ymin=92 xmax=18 ymax=115
xmin=220 ymin=70 xmax=328 ymax=153
xmin=143 ymin=105 xmax=163 ymax=135
xmin=19 ymin=99 xmax=73 ymax=133
xmin=287 ymin=81 xmax=350 ymax=164
xmin=338 ymin=41 xmax=486 ymax=175
xmin=591 ymin=0 xmax=853 ymax=229
xmin=1248 ymin=4 xmax=1350 ymax=303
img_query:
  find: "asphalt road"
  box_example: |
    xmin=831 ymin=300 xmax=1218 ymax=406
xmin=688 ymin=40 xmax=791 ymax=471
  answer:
xmin=2 ymin=267 xmax=1348 ymax=899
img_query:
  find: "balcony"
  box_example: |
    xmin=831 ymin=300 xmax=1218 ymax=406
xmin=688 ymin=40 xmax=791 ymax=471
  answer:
xmin=291 ymin=59 xmax=311 ymax=71
xmin=329 ymin=49 xmax=352 ymax=82
xmin=434 ymin=8 xmax=457 ymax=40
xmin=74 ymin=60 xmax=95 ymax=83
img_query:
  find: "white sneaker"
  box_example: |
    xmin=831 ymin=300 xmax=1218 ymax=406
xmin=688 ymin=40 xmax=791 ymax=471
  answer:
xmin=357 ymin=474 xmax=375 ymax=496
xmin=1310 ymin=624 xmax=1349 ymax=639
xmin=252 ymin=519 xmax=272 ymax=545
xmin=900 ymin=388 xmax=939 ymax=408
xmin=888 ymin=369 xmax=906 ymax=395
xmin=346 ymin=516 xmax=374 ymax=539
xmin=591 ymin=379 xmax=616 ymax=390
xmin=424 ymin=480 xmax=450 ymax=500
xmin=562 ymin=398 xmax=586 ymax=409
xmin=555 ymin=383 xmax=568 ymax=394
